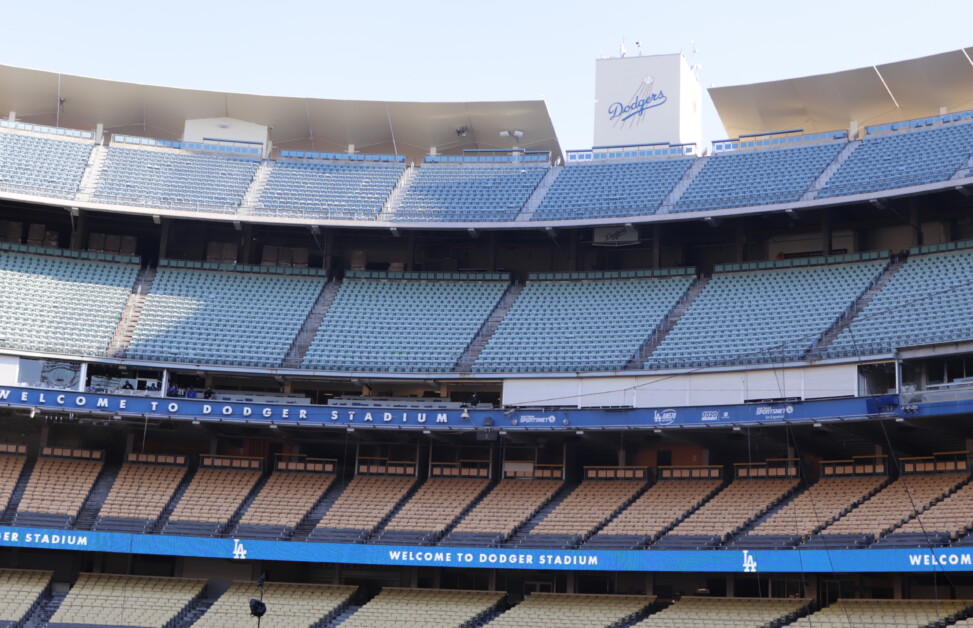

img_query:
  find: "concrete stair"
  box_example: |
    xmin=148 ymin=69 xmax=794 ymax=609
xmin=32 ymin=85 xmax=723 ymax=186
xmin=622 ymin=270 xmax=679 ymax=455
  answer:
xmin=107 ymin=266 xmax=157 ymax=358
xmin=73 ymin=463 xmax=120 ymax=530
xmin=0 ymin=456 xmax=35 ymax=525
xmin=454 ymin=282 xmax=524 ymax=372
xmin=656 ymin=155 xmax=709 ymax=214
xmin=282 ymin=279 xmax=341 ymax=368
xmin=379 ymin=165 xmax=419 ymax=221
xmin=804 ymin=255 xmax=906 ymax=360
xmin=627 ymin=275 xmax=709 ymax=369
xmin=516 ymin=166 xmax=563 ymax=221
xmin=802 ymin=140 xmax=861 ymax=201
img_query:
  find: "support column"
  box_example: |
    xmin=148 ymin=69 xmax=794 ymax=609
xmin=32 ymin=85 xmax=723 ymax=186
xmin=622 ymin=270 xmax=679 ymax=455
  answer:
xmin=323 ymin=229 xmax=335 ymax=272
xmin=735 ymin=220 xmax=746 ymax=262
xmin=570 ymin=230 xmax=579 ymax=271
xmin=240 ymin=224 xmax=253 ymax=264
xmin=70 ymin=210 xmax=87 ymax=250
xmin=821 ymin=209 xmax=833 ymax=256
xmin=651 ymin=225 xmax=661 ymax=269
xmin=489 ymin=232 xmax=498 ymax=272
xmin=158 ymin=218 xmax=171 ymax=260
xmin=910 ymin=200 xmax=923 ymax=247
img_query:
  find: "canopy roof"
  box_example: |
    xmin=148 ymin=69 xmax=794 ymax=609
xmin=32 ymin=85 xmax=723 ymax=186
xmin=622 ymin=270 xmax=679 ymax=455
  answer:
xmin=710 ymin=48 xmax=973 ymax=138
xmin=0 ymin=64 xmax=562 ymax=161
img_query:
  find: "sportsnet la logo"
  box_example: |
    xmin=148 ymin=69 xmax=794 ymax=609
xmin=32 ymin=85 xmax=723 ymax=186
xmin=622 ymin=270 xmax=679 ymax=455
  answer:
xmin=653 ymin=409 xmax=677 ymax=425
xmin=232 ymin=539 xmax=247 ymax=560
xmin=742 ymin=550 xmax=757 ymax=573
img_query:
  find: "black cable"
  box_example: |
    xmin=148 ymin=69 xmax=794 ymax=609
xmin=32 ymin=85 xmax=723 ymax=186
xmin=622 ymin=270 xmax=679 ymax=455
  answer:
xmin=876 ymin=418 xmax=957 ymax=613
xmin=511 ymin=252 xmax=973 ymax=408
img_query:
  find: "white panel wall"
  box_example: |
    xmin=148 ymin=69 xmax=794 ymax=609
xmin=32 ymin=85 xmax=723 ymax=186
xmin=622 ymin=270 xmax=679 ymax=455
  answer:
xmin=183 ymin=117 xmax=268 ymax=147
xmin=593 ymin=53 xmax=701 ymax=148
xmin=0 ymin=355 xmax=17 ymax=386
xmin=502 ymin=363 xmax=860 ymax=408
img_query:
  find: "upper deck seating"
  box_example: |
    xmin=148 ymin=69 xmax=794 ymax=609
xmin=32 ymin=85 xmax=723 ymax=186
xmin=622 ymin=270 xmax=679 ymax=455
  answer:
xmin=395 ymin=164 xmax=547 ymax=222
xmin=647 ymin=258 xmax=886 ymax=369
xmin=164 ymin=462 xmax=261 ymax=536
xmin=236 ymin=469 xmax=336 ymax=539
xmin=0 ymin=445 xmax=27 ymax=515
xmin=378 ymin=478 xmax=489 ymax=544
xmin=632 ymin=596 xmax=809 ymax=628
xmin=310 ymin=475 xmax=416 ymax=542
xmin=48 ymin=573 xmax=205 ymax=628
xmin=95 ymin=146 xmax=258 ymax=211
xmin=342 ymin=588 xmax=504 ymax=628
xmin=805 ymin=473 xmax=969 ymax=548
xmin=820 ymin=121 xmax=973 ymax=198
xmin=653 ymin=478 xmax=798 ymax=549
xmin=193 ymin=581 xmax=356 ymax=628
xmin=673 ymin=142 xmax=844 ymax=212
xmin=475 ymin=272 xmax=694 ymax=373
xmin=532 ymin=158 xmax=693 ymax=220
xmin=789 ymin=599 xmax=973 ymax=628
xmin=302 ymin=273 xmax=508 ymax=372
xmin=255 ymin=160 xmax=404 ymax=220
xmin=127 ymin=266 xmax=323 ymax=367
xmin=16 ymin=451 xmax=103 ymax=528
xmin=826 ymin=248 xmax=973 ymax=358
xmin=445 ymin=480 xmax=562 ymax=546
xmin=587 ymin=478 xmax=722 ymax=549
xmin=0 ymin=251 xmax=138 ymax=356
xmin=0 ymin=129 xmax=91 ymax=199
xmin=890 ymin=481 xmax=973 ymax=543
xmin=0 ymin=569 xmax=53 ymax=627
xmin=740 ymin=475 xmax=887 ymax=548
xmin=487 ymin=592 xmax=654 ymax=628
xmin=521 ymin=479 xmax=645 ymax=548
xmin=95 ymin=455 xmax=187 ymax=533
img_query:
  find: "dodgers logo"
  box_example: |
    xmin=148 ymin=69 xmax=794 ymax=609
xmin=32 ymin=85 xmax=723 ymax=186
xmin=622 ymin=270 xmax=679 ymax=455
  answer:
xmin=608 ymin=75 xmax=668 ymax=128
xmin=742 ymin=550 xmax=757 ymax=573
xmin=232 ymin=538 xmax=247 ymax=560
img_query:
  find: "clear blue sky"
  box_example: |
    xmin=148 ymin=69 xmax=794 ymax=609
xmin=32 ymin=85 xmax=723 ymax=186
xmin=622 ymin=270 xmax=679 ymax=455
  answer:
xmin=2 ymin=0 xmax=971 ymax=151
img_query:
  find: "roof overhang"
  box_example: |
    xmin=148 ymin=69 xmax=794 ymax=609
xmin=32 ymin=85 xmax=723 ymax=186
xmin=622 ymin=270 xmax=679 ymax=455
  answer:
xmin=710 ymin=47 xmax=973 ymax=138
xmin=0 ymin=64 xmax=562 ymax=162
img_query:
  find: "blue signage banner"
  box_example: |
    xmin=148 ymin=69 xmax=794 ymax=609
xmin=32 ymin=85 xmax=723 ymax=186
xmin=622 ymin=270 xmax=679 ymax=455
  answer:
xmin=0 ymin=386 xmax=897 ymax=431
xmin=0 ymin=526 xmax=969 ymax=573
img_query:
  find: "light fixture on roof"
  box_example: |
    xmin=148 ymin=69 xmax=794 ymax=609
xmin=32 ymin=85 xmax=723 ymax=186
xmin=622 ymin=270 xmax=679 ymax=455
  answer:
xmin=499 ymin=130 xmax=524 ymax=139
xmin=456 ymin=126 xmax=470 ymax=137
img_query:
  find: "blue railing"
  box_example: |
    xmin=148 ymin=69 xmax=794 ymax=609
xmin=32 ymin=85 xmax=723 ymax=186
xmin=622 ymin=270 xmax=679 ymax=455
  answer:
xmin=566 ymin=143 xmax=695 ymax=162
xmin=712 ymin=129 xmax=847 ymax=154
xmin=866 ymin=109 xmax=973 ymax=135
xmin=279 ymin=150 xmax=406 ymax=163
xmin=0 ymin=118 xmax=93 ymax=140
xmin=112 ymin=134 xmax=262 ymax=156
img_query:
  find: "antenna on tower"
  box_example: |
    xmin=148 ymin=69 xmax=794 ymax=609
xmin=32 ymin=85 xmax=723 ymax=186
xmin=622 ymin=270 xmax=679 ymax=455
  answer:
xmin=690 ymin=40 xmax=701 ymax=79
